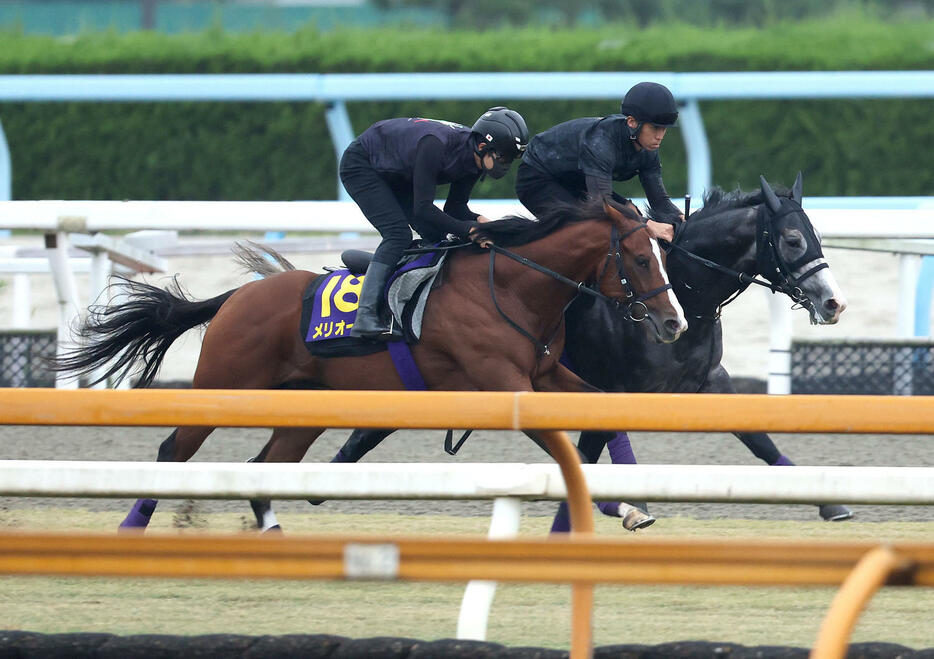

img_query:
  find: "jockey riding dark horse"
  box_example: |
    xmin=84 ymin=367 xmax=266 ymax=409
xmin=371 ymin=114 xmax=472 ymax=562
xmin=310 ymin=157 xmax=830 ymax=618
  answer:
xmin=515 ymin=81 xmax=684 ymax=242
xmin=342 ymin=107 xmax=530 ymax=338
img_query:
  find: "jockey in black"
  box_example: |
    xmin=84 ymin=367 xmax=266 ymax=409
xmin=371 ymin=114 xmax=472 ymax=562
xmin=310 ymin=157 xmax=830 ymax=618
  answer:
xmin=341 ymin=106 xmax=529 ymax=339
xmin=515 ymin=81 xmax=683 ymax=241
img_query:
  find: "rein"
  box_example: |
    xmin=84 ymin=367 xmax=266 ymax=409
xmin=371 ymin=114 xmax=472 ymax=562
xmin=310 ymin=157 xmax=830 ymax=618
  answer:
xmin=485 ymin=222 xmax=672 ymax=358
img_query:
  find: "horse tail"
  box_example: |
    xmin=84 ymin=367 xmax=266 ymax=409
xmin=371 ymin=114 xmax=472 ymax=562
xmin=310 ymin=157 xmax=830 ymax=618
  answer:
xmin=49 ymin=276 xmax=237 ymax=388
xmin=232 ymin=240 xmax=296 ymax=278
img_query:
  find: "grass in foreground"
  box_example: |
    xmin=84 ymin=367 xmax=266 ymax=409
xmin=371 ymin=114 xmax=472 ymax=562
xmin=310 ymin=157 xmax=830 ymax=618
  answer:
xmin=1 ymin=508 xmax=932 ymax=650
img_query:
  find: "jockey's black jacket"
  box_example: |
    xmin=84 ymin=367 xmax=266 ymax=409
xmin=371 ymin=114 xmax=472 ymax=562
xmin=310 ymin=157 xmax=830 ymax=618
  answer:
xmin=521 ymin=115 xmax=681 ymax=217
xmin=356 ymin=117 xmax=481 ymax=238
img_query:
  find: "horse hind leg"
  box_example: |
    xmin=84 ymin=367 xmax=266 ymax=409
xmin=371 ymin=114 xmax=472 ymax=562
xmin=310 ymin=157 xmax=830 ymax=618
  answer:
xmin=248 ymin=426 xmax=325 ymax=533
xmin=118 ymin=426 xmax=217 ymax=532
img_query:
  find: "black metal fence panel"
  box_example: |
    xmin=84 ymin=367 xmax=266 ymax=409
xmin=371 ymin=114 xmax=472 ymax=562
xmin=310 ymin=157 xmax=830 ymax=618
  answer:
xmin=792 ymin=338 xmax=934 ymax=395
xmin=0 ymin=331 xmax=57 ymax=388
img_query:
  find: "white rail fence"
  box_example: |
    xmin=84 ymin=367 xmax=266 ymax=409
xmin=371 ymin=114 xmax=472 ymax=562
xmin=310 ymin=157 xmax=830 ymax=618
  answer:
xmin=2 ymin=459 xmax=933 ymax=641
xmin=2 ymin=461 xmax=932 ymax=505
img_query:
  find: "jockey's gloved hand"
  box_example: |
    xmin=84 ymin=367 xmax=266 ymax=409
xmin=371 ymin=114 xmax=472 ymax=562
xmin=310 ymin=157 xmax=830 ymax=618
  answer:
xmin=468 ymin=226 xmax=493 ymax=249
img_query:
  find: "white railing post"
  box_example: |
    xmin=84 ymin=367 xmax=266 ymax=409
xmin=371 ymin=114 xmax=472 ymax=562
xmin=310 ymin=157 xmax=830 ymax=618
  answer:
xmin=898 ymin=254 xmax=921 ymax=338
xmin=87 ymin=250 xmax=112 ymax=389
xmin=46 ymin=230 xmax=82 ymax=389
xmin=456 ymin=496 xmax=521 ymax=640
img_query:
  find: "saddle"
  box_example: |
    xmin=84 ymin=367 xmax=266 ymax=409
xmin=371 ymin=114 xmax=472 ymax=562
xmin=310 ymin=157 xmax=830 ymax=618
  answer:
xmin=299 ymin=245 xmax=447 ymax=359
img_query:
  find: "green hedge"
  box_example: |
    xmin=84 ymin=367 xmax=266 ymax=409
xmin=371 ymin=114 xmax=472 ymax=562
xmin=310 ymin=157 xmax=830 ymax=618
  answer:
xmin=1 ymin=17 xmax=933 ymax=200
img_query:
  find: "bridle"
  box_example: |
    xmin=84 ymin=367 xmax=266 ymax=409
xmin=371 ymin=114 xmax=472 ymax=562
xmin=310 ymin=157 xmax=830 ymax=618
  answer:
xmin=754 ymin=198 xmax=827 ymax=310
xmin=487 ymin=220 xmax=673 ymax=358
xmin=666 ymin=196 xmax=826 ymax=317
xmin=599 ymin=222 xmax=675 ymax=322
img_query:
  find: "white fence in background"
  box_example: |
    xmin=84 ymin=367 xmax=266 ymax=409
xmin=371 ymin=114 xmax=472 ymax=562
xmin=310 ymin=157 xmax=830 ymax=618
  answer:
xmin=3 ymin=198 xmax=934 ymax=392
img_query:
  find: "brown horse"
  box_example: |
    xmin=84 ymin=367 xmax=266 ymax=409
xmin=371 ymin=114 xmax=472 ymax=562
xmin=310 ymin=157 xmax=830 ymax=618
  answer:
xmin=52 ymin=197 xmax=687 ymax=530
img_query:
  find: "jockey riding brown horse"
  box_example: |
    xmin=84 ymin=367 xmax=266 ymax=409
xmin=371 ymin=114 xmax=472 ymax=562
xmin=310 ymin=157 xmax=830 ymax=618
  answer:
xmin=51 ymin=197 xmax=687 ymax=531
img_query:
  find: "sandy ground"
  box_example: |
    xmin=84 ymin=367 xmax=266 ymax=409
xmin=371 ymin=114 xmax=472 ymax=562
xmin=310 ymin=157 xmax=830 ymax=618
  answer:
xmin=1 ymin=234 xmax=932 ymax=526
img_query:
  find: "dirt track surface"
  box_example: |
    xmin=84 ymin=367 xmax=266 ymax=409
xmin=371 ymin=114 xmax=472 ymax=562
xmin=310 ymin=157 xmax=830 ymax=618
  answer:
xmin=3 ymin=423 xmax=932 ymax=525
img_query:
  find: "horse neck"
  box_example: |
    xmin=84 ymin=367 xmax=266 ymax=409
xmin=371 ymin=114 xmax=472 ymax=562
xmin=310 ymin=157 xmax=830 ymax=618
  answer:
xmin=505 ymin=219 xmax=609 ymax=308
xmin=673 ymin=206 xmax=759 ymax=313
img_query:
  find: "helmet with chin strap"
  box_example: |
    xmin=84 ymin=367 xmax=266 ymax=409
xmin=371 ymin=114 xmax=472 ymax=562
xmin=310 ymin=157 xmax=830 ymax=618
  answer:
xmin=621 ymin=82 xmax=679 ymax=127
xmin=470 ymin=106 xmax=530 ymax=160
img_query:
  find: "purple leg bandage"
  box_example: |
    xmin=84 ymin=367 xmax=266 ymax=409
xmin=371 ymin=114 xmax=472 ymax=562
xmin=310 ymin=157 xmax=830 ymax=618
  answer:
xmin=607 ymin=431 xmax=637 ymax=464
xmin=596 ymin=502 xmax=619 ymax=516
xmin=119 ymin=498 xmax=157 ymax=529
xmin=550 ymin=502 xmax=571 ymax=534
xmin=772 ymin=455 xmax=795 ymax=466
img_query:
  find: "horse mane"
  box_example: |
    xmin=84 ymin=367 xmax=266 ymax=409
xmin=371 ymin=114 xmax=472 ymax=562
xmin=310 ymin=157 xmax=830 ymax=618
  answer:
xmin=645 ymin=185 xmax=793 ymax=223
xmin=479 ymin=198 xmax=640 ymax=248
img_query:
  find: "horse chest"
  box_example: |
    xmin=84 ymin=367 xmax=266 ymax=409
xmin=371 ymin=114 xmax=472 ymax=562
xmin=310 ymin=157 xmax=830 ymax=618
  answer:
xmin=621 ymin=322 xmax=720 ymax=394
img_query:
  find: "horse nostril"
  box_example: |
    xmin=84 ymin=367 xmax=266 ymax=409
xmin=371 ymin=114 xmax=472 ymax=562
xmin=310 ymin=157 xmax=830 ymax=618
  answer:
xmin=664 ymin=318 xmax=683 ymax=335
xmin=824 ymin=297 xmax=847 ymax=318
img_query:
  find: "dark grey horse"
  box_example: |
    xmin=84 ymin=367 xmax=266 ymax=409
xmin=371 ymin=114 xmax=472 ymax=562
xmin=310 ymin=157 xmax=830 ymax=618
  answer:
xmin=552 ymin=173 xmax=850 ymax=530
xmin=257 ymin=174 xmax=853 ymax=532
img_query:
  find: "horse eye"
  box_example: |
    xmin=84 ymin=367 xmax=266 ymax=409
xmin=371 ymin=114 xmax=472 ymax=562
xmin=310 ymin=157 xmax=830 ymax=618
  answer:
xmin=786 ymin=232 xmax=804 ymax=247
xmin=636 ymin=255 xmax=650 ymax=268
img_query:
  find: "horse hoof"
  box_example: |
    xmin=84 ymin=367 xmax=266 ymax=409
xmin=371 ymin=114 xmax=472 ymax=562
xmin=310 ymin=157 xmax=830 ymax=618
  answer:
xmin=622 ymin=509 xmax=656 ymax=531
xmin=262 ymin=525 xmax=283 ymax=534
xmin=819 ymin=504 xmax=854 ymax=522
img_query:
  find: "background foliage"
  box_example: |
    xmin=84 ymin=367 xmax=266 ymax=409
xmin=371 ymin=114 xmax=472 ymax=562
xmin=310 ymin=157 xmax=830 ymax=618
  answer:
xmin=1 ymin=14 xmax=933 ymax=200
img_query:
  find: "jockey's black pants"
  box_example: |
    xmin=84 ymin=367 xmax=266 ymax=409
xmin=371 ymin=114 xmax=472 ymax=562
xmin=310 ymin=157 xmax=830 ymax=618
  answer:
xmin=339 ymin=140 xmax=415 ymax=268
xmin=514 ymin=161 xmax=585 ymax=218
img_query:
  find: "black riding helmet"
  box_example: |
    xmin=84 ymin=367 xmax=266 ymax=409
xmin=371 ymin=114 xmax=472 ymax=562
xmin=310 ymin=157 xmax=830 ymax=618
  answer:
xmin=470 ymin=106 xmax=530 ymax=161
xmin=620 ymin=82 xmax=679 ymax=127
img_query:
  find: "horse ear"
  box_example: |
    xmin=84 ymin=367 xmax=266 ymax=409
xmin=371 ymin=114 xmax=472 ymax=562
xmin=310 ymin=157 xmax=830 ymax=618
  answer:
xmin=604 ymin=194 xmax=641 ymax=219
xmin=759 ymin=175 xmax=782 ymax=213
xmin=603 ymin=196 xmax=624 ymax=221
xmin=791 ymin=171 xmax=803 ymax=205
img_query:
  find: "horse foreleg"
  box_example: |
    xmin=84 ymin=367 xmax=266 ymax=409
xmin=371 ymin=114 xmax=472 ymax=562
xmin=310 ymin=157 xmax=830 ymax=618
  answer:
xmin=118 ymin=426 xmax=216 ymax=532
xmin=703 ymin=364 xmax=853 ymax=522
xmin=248 ymin=426 xmax=325 ymax=532
xmin=532 ymin=365 xmax=654 ymax=532
xmin=548 ymin=430 xmax=654 ymax=533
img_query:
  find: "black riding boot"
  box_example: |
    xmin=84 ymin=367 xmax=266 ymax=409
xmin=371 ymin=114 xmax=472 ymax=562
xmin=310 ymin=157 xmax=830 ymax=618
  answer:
xmin=350 ymin=261 xmax=393 ymax=339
